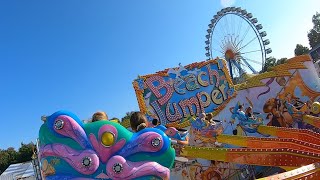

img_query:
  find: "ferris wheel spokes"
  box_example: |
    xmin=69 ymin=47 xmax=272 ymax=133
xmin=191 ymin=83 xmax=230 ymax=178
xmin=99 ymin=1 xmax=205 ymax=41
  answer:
xmin=239 ymin=49 xmax=262 ymax=55
xmin=238 ymin=36 xmax=258 ymax=52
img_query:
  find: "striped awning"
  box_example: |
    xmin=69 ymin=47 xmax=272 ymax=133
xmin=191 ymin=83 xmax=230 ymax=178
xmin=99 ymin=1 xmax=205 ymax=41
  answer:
xmin=0 ymin=162 xmax=35 ymax=180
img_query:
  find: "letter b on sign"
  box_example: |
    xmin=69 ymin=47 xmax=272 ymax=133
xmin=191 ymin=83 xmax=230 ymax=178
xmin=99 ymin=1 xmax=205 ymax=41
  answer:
xmin=145 ymin=76 xmax=173 ymax=106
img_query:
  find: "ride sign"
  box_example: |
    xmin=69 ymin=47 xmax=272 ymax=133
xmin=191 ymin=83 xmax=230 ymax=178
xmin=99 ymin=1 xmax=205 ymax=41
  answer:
xmin=133 ymin=58 xmax=236 ymax=124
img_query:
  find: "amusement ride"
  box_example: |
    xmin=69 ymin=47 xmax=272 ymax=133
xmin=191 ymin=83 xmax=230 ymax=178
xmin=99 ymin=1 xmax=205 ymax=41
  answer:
xmin=35 ymin=6 xmax=320 ymax=180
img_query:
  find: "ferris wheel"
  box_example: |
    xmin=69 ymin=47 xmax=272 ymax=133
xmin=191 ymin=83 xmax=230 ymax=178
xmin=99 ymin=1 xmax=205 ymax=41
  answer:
xmin=205 ymin=7 xmax=272 ymax=82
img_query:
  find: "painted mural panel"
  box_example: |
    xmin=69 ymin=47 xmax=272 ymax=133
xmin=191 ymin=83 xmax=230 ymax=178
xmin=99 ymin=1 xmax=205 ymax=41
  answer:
xmin=219 ymin=55 xmax=320 ymax=136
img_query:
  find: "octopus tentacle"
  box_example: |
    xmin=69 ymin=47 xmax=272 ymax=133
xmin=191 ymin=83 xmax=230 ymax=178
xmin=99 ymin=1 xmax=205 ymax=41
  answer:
xmin=118 ymin=131 xmax=164 ymax=157
xmin=52 ymin=115 xmax=91 ymax=149
xmin=106 ymin=155 xmax=170 ymax=180
xmin=40 ymin=143 xmax=99 ymax=175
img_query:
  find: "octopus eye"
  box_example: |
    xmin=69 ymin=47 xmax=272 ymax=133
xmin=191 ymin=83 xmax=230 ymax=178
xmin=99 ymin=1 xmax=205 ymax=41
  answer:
xmin=151 ymin=137 xmax=161 ymax=147
xmin=101 ymin=132 xmax=115 ymax=147
xmin=82 ymin=157 xmax=92 ymax=167
xmin=54 ymin=119 xmax=64 ymax=130
xmin=113 ymin=163 xmax=123 ymax=174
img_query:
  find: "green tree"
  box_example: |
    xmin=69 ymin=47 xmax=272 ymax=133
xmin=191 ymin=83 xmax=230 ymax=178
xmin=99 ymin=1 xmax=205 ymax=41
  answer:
xmin=0 ymin=150 xmax=10 ymax=173
xmin=276 ymin=58 xmax=288 ymax=65
xmin=6 ymin=147 xmax=18 ymax=164
xmin=121 ymin=111 xmax=135 ymax=122
xmin=294 ymin=44 xmax=310 ymax=56
xmin=16 ymin=143 xmax=35 ymax=163
xmin=262 ymin=57 xmax=276 ymax=72
xmin=308 ymin=12 xmax=320 ymax=48
xmin=262 ymin=57 xmax=288 ymax=73
xmin=0 ymin=143 xmax=36 ymax=174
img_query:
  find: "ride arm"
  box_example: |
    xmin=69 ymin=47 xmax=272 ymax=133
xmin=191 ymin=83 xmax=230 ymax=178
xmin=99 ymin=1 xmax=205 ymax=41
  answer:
xmin=231 ymin=60 xmax=245 ymax=75
xmin=241 ymin=57 xmax=258 ymax=74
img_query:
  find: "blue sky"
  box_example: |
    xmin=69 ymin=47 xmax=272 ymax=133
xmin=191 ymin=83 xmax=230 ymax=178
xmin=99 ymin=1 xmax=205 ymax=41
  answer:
xmin=0 ymin=0 xmax=319 ymax=149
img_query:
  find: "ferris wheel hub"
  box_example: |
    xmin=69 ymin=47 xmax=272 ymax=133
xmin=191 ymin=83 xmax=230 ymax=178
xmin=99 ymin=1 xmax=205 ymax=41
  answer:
xmin=225 ymin=49 xmax=236 ymax=60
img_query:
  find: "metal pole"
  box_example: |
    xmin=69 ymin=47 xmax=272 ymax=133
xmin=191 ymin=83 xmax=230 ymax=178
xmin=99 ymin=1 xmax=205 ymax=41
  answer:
xmin=31 ymin=139 xmax=42 ymax=180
